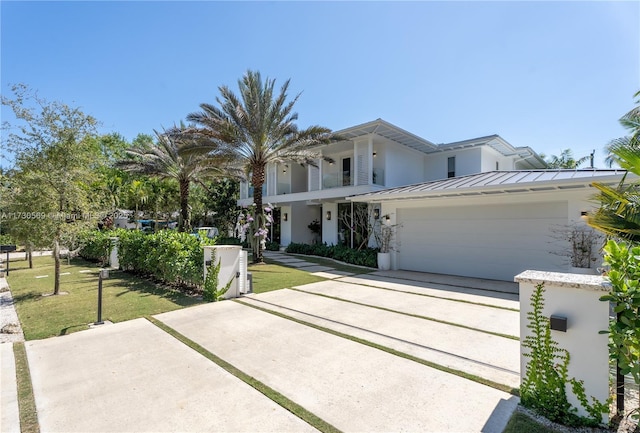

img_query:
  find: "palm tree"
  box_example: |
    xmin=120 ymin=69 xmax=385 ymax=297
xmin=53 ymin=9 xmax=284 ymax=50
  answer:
xmin=588 ymin=92 xmax=640 ymax=242
xmin=186 ymin=70 xmax=339 ymax=262
xmin=116 ymin=128 xmax=234 ymax=232
xmin=127 ymin=179 xmax=149 ymax=229
xmin=544 ymin=149 xmax=590 ymax=169
xmin=604 ymin=91 xmax=640 ymax=168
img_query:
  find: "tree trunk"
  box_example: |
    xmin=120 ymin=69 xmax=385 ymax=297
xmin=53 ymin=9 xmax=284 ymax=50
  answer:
xmin=53 ymin=238 xmax=60 ymax=295
xmin=27 ymin=241 xmax=33 ymax=269
xmin=251 ymin=166 xmax=266 ymax=264
xmin=179 ymin=179 xmax=190 ymax=233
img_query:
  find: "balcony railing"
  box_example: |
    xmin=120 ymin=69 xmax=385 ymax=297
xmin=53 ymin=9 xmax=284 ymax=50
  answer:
xmin=322 ymin=171 xmax=351 ymax=189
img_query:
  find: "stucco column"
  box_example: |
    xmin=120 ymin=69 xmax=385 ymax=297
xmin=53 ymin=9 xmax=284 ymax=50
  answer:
xmin=368 ymin=135 xmax=374 ymax=185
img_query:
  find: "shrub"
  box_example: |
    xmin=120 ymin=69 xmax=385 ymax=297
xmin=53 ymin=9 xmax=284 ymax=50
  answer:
xmin=265 ymin=241 xmax=280 ymax=251
xmin=78 ymin=229 xmax=114 ymax=265
xmin=80 ymin=228 xmax=212 ymax=288
xmin=285 ymin=242 xmax=377 ymax=268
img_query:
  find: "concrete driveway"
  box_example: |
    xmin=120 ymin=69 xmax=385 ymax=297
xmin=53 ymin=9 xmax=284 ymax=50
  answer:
xmin=14 ymin=273 xmax=521 ymax=432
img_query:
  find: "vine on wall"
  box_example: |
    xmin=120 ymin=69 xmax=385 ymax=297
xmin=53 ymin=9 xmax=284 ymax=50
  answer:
xmin=521 ymin=282 xmax=609 ymax=427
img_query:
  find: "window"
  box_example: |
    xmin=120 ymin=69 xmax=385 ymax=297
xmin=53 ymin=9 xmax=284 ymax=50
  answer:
xmin=342 ymin=157 xmax=351 ymax=186
xmin=447 ymin=156 xmax=455 ymax=178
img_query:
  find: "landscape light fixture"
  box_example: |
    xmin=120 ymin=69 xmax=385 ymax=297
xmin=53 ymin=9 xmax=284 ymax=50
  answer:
xmin=95 ymin=269 xmax=110 ymax=325
xmin=326 ymin=211 xmax=331 ymax=221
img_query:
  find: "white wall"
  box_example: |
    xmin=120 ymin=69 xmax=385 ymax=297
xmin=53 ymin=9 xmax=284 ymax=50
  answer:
xmin=280 ymin=205 xmax=292 ymax=246
xmin=423 ymin=148 xmax=482 ymax=181
xmin=322 ymin=202 xmax=338 ymax=245
xmin=381 ymin=186 xmax=602 ymax=277
xmin=290 ymin=202 xmax=321 ymax=244
xmin=480 ymin=147 xmax=515 ymax=172
xmin=516 ymin=271 xmax=610 ymax=423
xmin=385 ymin=142 xmax=425 ymax=187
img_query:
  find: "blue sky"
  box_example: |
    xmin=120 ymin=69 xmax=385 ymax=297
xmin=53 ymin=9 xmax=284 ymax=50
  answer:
xmin=1 ymin=1 xmax=638 ymax=170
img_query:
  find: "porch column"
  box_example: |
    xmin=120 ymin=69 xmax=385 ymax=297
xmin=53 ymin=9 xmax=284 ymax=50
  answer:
xmin=318 ymin=156 xmax=323 ymax=190
xmin=368 ymin=136 xmax=374 ymax=185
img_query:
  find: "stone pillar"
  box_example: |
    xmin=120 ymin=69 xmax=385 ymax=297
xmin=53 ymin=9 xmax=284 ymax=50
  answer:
xmin=515 ymin=270 xmax=609 ymax=422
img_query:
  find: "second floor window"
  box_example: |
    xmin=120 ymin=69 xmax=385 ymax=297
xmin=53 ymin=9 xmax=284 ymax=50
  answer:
xmin=448 ymin=156 xmax=455 ymax=178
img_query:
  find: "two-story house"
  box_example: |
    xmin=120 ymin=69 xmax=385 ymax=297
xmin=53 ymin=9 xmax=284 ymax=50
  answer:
xmin=239 ymin=118 xmax=626 ymax=282
xmin=239 ymin=118 xmax=545 ymax=246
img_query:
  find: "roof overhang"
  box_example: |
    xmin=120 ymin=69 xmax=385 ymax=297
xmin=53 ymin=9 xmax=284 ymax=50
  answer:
xmin=335 ymin=119 xmax=439 ymax=154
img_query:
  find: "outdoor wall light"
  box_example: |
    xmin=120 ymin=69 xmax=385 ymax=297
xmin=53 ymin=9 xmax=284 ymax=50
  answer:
xmin=326 ymin=211 xmax=331 ymax=221
xmin=550 ymin=315 xmax=567 ymax=332
xmin=373 ymin=151 xmax=377 ymax=157
xmin=374 ymin=208 xmax=380 ymax=219
xmin=580 ymin=211 xmax=588 ymax=220
xmin=283 ymin=165 xmax=288 ymax=174
xmin=385 ymin=215 xmax=391 ymax=223
xmin=283 ymin=213 xmax=288 ymax=222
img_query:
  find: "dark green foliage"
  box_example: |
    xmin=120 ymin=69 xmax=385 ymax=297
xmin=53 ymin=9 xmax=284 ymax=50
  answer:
xmin=285 ymin=243 xmax=377 ymax=268
xmin=216 ymin=237 xmax=242 ymax=246
xmin=601 ymin=240 xmax=640 ymax=385
xmin=80 ymin=229 xmax=211 ymax=288
xmin=202 ymin=254 xmax=232 ymax=302
xmin=521 ymin=283 xmax=608 ymax=427
xmin=265 ymin=241 xmax=280 ymax=251
xmin=78 ymin=230 xmax=113 ymax=265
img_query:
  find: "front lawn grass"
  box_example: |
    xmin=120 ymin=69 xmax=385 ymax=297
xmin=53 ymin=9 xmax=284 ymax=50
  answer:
xmin=249 ymin=263 xmax=325 ymax=293
xmin=8 ymin=257 xmax=203 ymax=340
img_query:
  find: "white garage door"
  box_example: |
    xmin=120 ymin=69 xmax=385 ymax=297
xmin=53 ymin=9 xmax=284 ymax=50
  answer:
xmin=397 ymin=202 xmax=568 ymax=281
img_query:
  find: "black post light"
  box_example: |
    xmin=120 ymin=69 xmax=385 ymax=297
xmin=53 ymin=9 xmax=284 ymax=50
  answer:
xmin=95 ymin=268 xmax=109 ymax=325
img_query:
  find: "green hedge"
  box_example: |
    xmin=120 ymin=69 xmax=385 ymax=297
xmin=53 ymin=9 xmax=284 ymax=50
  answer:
xmin=80 ymin=229 xmax=214 ymax=288
xmin=78 ymin=229 xmax=113 ymax=265
xmin=285 ymin=243 xmax=377 ymax=268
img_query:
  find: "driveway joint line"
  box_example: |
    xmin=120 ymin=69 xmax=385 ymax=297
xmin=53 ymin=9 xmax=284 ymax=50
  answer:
xmin=330 ymin=279 xmax=519 ymax=312
xmin=243 ymin=296 xmax=520 ymax=376
xmin=234 ymin=299 xmax=519 ymax=396
xmin=146 ymin=316 xmax=342 ymax=433
xmin=290 ymin=287 xmax=520 ymax=341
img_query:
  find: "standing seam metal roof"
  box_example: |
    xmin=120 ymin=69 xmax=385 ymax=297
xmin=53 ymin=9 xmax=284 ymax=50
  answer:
xmin=349 ymin=169 xmax=627 ymax=200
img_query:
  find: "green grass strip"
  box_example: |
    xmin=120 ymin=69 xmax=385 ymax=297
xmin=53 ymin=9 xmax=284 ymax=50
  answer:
xmin=290 ymin=288 xmax=520 ymax=341
xmin=235 ymin=299 xmax=519 ymax=397
xmin=333 ymin=279 xmax=520 ymax=312
xmin=146 ymin=316 xmax=342 ymax=433
xmin=13 ymin=342 xmax=40 ymax=433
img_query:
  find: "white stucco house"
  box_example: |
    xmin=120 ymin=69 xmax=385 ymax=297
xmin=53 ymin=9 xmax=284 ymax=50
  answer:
xmin=238 ymin=118 xmax=625 ymax=281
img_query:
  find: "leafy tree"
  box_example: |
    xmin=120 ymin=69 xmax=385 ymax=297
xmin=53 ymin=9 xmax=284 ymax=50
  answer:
xmin=588 ymin=93 xmax=640 ymax=243
xmin=186 ymin=70 xmax=338 ymax=262
xmin=543 ymin=149 xmax=590 ymax=169
xmin=1 ymin=84 xmax=103 ymax=294
xmin=116 ymin=127 xmax=234 ymax=232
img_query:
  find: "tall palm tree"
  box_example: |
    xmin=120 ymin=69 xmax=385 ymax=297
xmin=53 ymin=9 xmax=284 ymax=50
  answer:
xmin=116 ymin=128 xmax=235 ymax=232
xmin=589 ymin=92 xmax=640 ymax=242
xmin=186 ymin=70 xmax=339 ymax=262
xmin=544 ymin=149 xmax=590 ymax=169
